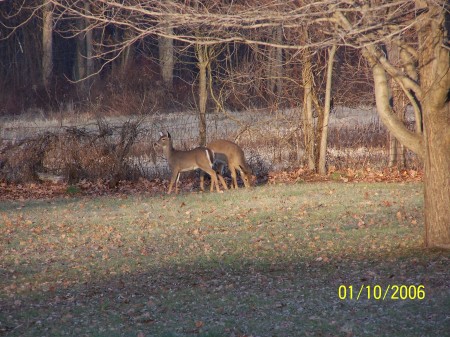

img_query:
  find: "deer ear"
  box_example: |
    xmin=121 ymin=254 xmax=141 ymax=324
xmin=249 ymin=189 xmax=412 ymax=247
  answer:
xmin=167 ymin=132 xmax=171 ymax=138
xmin=159 ymin=131 xmax=164 ymax=137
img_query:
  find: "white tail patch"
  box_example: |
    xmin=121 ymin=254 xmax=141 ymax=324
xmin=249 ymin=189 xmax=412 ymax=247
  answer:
xmin=205 ymin=149 xmax=213 ymax=168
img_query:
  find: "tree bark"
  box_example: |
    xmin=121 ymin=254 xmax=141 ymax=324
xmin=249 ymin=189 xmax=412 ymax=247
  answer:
xmin=399 ymin=43 xmax=422 ymax=134
xmin=196 ymin=45 xmax=208 ymax=147
xmin=42 ymin=0 xmax=53 ymax=90
xmin=386 ymin=40 xmax=407 ymax=168
xmin=75 ymin=1 xmax=93 ymax=92
xmin=318 ymin=45 xmax=337 ymax=175
xmin=301 ymin=47 xmax=315 ymax=171
xmin=121 ymin=30 xmax=134 ymax=72
xmin=85 ymin=1 xmax=93 ymax=78
xmin=268 ymin=25 xmax=283 ymax=96
xmin=417 ymin=4 xmax=450 ymax=249
xmin=158 ymin=27 xmax=174 ymax=91
xmin=76 ymin=28 xmax=86 ymax=81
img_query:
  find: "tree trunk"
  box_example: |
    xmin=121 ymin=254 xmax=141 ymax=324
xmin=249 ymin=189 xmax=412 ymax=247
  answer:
xmin=274 ymin=26 xmax=283 ymax=96
xmin=417 ymin=4 xmax=450 ymax=249
xmin=423 ymin=102 xmax=450 ymax=249
xmin=42 ymin=0 xmax=53 ymax=90
xmin=268 ymin=26 xmax=283 ymax=96
xmin=387 ymin=40 xmax=407 ymax=168
xmin=196 ymin=45 xmax=208 ymax=147
xmin=85 ymin=1 xmax=93 ymax=78
xmin=22 ymin=25 xmax=41 ymax=89
xmin=76 ymin=29 xmax=86 ymax=81
xmin=75 ymin=2 xmax=93 ymax=92
xmin=301 ymin=47 xmax=315 ymax=170
xmin=399 ymin=44 xmax=422 ymax=134
xmin=158 ymin=27 xmax=174 ymax=91
xmin=121 ymin=30 xmax=134 ymax=72
xmin=318 ymin=45 xmax=337 ymax=175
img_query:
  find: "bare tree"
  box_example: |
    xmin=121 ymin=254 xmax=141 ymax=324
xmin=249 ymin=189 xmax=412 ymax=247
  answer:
xmin=334 ymin=1 xmax=449 ymax=249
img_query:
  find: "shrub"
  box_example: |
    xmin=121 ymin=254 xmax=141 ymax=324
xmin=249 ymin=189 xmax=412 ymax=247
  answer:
xmin=0 ymin=118 xmax=150 ymax=185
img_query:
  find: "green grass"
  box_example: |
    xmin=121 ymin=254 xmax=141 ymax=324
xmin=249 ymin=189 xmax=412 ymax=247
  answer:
xmin=0 ymin=182 xmax=449 ymax=336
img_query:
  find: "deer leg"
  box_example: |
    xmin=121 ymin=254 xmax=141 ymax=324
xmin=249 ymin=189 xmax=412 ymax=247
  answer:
xmin=210 ymin=176 xmax=215 ymax=192
xmin=168 ymin=171 xmax=181 ymax=194
xmin=204 ymin=168 xmax=221 ymax=193
xmin=212 ymin=172 xmax=221 ymax=193
xmin=168 ymin=171 xmax=179 ymax=194
xmin=217 ymin=173 xmax=228 ymax=190
xmin=215 ymin=163 xmax=228 ymax=190
xmin=175 ymin=172 xmax=181 ymax=194
xmin=199 ymin=171 xmax=205 ymax=191
xmin=229 ymin=165 xmax=238 ymax=189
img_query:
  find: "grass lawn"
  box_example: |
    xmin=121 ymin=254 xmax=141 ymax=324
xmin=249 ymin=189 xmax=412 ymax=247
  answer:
xmin=0 ymin=182 xmax=448 ymax=336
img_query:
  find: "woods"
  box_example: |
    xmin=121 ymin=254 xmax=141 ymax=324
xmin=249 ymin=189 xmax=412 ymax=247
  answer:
xmin=0 ymin=1 xmax=449 ymax=248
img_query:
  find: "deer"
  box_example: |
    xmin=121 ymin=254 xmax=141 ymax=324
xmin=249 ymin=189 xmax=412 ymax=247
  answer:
xmin=154 ymin=132 xmax=224 ymax=194
xmin=204 ymin=139 xmax=254 ymax=189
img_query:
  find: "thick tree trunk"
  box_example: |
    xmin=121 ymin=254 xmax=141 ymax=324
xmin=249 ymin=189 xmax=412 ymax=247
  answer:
xmin=158 ymin=27 xmax=174 ymax=91
xmin=268 ymin=26 xmax=283 ymax=96
xmin=423 ymin=103 xmax=450 ymax=248
xmin=417 ymin=4 xmax=450 ymax=249
xmin=42 ymin=0 xmax=53 ymax=90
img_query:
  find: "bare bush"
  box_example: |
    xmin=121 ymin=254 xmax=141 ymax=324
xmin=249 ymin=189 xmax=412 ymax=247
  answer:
xmin=0 ymin=119 xmax=150 ymax=185
xmin=0 ymin=132 xmax=58 ymax=183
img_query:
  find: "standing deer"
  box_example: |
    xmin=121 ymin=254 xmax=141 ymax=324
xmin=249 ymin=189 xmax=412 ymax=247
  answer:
xmin=154 ymin=132 xmax=223 ymax=194
xmin=206 ymin=139 xmax=254 ymax=189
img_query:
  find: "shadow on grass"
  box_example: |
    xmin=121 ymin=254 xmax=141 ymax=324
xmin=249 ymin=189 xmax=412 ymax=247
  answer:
xmin=1 ymin=246 xmax=449 ymax=337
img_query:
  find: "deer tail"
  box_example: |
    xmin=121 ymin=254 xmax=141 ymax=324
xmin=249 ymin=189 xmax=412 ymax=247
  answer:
xmin=205 ymin=148 xmax=215 ymax=168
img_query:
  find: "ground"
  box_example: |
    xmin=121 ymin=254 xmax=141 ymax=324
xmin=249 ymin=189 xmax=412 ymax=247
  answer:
xmin=0 ymin=181 xmax=448 ymax=336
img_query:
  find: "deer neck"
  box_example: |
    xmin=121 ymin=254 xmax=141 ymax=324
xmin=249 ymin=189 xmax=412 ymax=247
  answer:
xmin=163 ymin=143 xmax=175 ymax=161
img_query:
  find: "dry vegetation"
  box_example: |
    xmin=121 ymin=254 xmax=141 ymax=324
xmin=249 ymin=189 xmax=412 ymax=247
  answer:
xmin=0 ymin=118 xmax=153 ymax=185
xmin=0 ymin=106 xmax=421 ymax=188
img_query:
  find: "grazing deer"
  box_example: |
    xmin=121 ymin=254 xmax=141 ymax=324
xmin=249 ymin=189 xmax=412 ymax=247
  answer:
xmin=154 ymin=132 xmax=222 ymax=194
xmin=206 ymin=139 xmax=254 ymax=189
